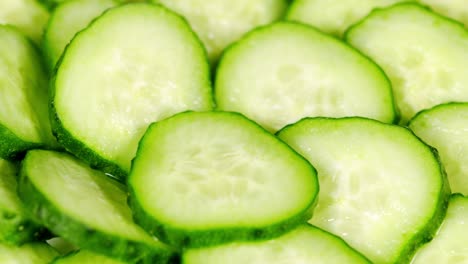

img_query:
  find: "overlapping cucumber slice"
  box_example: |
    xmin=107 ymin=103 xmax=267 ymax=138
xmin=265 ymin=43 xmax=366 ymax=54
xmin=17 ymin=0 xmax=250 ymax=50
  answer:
xmin=215 ymin=21 xmax=396 ymax=132
xmin=0 ymin=25 xmax=57 ymax=160
xmin=51 ymin=3 xmax=213 ymax=180
xmin=409 ymin=103 xmax=468 ymax=195
xmin=128 ymin=111 xmax=318 ymax=248
xmin=346 ymin=3 xmax=468 ymax=123
xmin=18 ymin=150 xmax=177 ymax=263
xmin=278 ymin=117 xmax=450 ymax=263
xmin=183 ymin=224 xmax=371 ymax=264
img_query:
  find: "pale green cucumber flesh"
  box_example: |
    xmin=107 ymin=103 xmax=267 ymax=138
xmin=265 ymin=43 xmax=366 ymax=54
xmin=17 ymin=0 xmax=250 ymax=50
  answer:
xmin=345 ymin=3 xmax=468 ymax=124
xmin=286 ymin=0 xmax=407 ymax=37
xmin=129 ymin=111 xmax=318 ymax=247
xmin=52 ymin=250 xmax=127 ymax=264
xmin=412 ymin=194 xmax=468 ymax=263
xmin=0 ymin=0 xmax=49 ymax=44
xmin=18 ymin=150 xmax=176 ymax=263
xmin=409 ymin=103 xmax=468 ymax=195
xmin=183 ymin=224 xmax=371 ymax=264
xmin=419 ymin=0 xmax=468 ymax=27
xmin=154 ymin=0 xmax=287 ymax=64
xmin=0 ymin=25 xmax=57 ymax=159
xmin=51 ymin=3 xmax=213 ymax=179
xmin=43 ymin=0 xmax=119 ymax=70
xmin=0 ymin=242 xmax=58 ymax=264
xmin=215 ymin=22 xmax=396 ymax=132
xmin=278 ymin=117 xmax=450 ymax=264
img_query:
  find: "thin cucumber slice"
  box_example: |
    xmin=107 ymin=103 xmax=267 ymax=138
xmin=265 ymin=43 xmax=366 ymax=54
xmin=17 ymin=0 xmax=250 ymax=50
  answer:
xmin=153 ymin=0 xmax=287 ymax=64
xmin=43 ymin=0 xmax=120 ymax=71
xmin=183 ymin=224 xmax=371 ymax=264
xmin=345 ymin=3 xmax=468 ymax=124
xmin=0 ymin=242 xmax=58 ymax=264
xmin=215 ymin=22 xmax=396 ymax=132
xmin=0 ymin=159 xmax=47 ymax=245
xmin=286 ymin=0 xmax=408 ymax=37
xmin=46 ymin=237 xmax=77 ymax=255
xmin=128 ymin=111 xmax=318 ymax=248
xmin=419 ymin=0 xmax=468 ymax=27
xmin=51 ymin=3 xmax=213 ymax=180
xmin=17 ymin=150 xmax=177 ymax=263
xmin=0 ymin=0 xmax=49 ymax=44
xmin=412 ymin=194 xmax=468 ymax=263
xmin=409 ymin=103 xmax=468 ymax=195
xmin=52 ymin=250 xmax=127 ymax=264
xmin=0 ymin=25 xmax=57 ymax=160
xmin=277 ymin=117 xmax=450 ymax=264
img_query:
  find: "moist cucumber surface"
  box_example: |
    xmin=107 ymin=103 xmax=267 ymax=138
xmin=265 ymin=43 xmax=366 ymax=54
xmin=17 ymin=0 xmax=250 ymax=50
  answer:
xmin=18 ymin=149 xmax=177 ymax=263
xmin=0 ymin=158 xmax=46 ymax=245
xmin=346 ymin=3 xmax=468 ymax=124
xmin=409 ymin=103 xmax=468 ymax=195
xmin=183 ymin=224 xmax=371 ymax=264
xmin=286 ymin=0 xmax=407 ymax=37
xmin=43 ymin=0 xmax=120 ymax=70
xmin=412 ymin=194 xmax=468 ymax=263
xmin=128 ymin=111 xmax=318 ymax=248
xmin=0 ymin=242 xmax=58 ymax=264
xmin=0 ymin=0 xmax=49 ymax=44
xmin=51 ymin=2 xmax=213 ymax=180
xmin=0 ymin=25 xmax=56 ymax=160
xmin=52 ymin=250 xmax=127 ymax=264
xmin=419 ymin=0 xmax=468 ymax=27
xmin=215 ymin=21 xmax=396 ymax=132
xmin=153 ymin=0 xmax=288 ymax=64
xmin=277 ymin=117 xmax=450 ymax=264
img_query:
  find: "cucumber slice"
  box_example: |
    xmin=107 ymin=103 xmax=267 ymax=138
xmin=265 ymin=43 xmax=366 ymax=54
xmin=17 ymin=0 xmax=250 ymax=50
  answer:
xmin=43 ymin=0 xmax=120 ymax=71
xmin=419 ymin=0 xmax=468 ymax=27
xmin=409 ymin=103 xmax=468 ymax=195
xmin=17 ymin=150 xmax=177 ymax=263
xmin=153 ymin=0 xmax=287 ymax=64
xmin=0 ymin=0 xmax=49 ymax=44
xmin=0 ymin=242 xmax=58 ymax=264
xmin=0 ymin=158 xmax=47 ymax=245
xmin=51 ymin=3 xmax=213 ymax=180
xmin=52 ymin=250 xmax=127 ymax=264
xmin=128 ymin=111 xmax=318 ymax=248
xmin=286 ymin=0 xmax=408 ymax=37
xmin=183 ymin=224 xmax=371 ymax=264
xmin=0 ymin=25 xmax=57 ymax=160
xmin=277 ymin=117 xmax=450 ymax=264
xmin=215 ymin=22 xmax=396 ymax=132
xmin=412 ymin=194 xmax=468 ymax=263
xmin=346 ymin=3 xmax=468 ymax=124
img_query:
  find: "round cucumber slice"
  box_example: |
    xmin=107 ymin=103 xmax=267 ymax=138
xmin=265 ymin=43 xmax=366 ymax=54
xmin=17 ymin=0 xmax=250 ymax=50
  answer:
xmin=154 ymin=0 xmax=287 ymax=64
xmin=128 ymin=111 xmax=318 ymax=248
xmin=18 ymin=150 xmax=177 ymax=263
xmin=277 ymin=117 xmax=450 ymax=264
xmin=52 ymin=250 xmax=127 ymax=264
xmin=215 ymin=21 xmax=396 ymax=133
xmin=0 ymin=25 xmax=57 ymax=160
xmin=51 ymin=3 xmax=213 ymax=180
xmin=412 ymin=194 xmax=468 ymax=263
xmin=43 ymin=0 xmax=120 ymax=71
xmin=183 ymin=224 xmax=371 ymax=264
xmin=345 ymin=3 xmax=468 ymax=124
xmin=409 ymin=103 xmax=468 ymax=195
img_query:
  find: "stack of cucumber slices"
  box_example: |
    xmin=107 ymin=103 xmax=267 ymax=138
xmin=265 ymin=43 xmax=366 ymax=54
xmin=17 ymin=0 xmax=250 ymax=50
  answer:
xmin=0 ymin=0 xmax=467 ymax=263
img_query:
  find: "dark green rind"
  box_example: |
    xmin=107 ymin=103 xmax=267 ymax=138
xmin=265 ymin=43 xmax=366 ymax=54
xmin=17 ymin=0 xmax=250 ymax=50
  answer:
xmin=277 ymin=116 xmax=451 ymax=264
xmin=49 ymin=3 xmax=214 ymax=182
xmin=408 ymin=102 xmax=468 ymax=123
xmin=128 ymin=111 xmax=318 ymax=248
xmin=214 ymin=21 xmax=399 ymax=127
xmin=17 ymin=153 xmax=179 ymax=264
xmin=0 ymin=124 xmax=42 ymax=160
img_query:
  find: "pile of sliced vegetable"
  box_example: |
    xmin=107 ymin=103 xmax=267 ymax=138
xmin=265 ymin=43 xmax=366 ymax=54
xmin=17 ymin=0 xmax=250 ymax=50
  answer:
xmin=0 ymin=0 xmax=467 ymax=263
